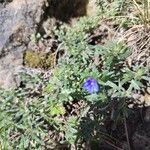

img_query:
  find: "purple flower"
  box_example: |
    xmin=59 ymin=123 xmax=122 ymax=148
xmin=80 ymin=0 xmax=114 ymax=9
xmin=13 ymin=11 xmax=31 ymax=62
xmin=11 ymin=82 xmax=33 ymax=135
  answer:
xmin=83 ymin=77 xmax=100 ymax=94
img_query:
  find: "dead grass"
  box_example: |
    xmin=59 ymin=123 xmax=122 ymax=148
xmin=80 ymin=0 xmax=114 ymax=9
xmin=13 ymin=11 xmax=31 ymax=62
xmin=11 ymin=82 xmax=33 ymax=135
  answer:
xmin=122 ymin=25 xmax=150 ymax=68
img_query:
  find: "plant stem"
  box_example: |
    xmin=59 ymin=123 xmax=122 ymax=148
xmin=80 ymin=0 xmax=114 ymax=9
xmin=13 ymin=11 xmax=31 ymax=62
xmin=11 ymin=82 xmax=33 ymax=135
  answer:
xmin=105 ymin=140 xmax=123 ymax=150
xmin=124 ymin=115 xmax=131 ymax=150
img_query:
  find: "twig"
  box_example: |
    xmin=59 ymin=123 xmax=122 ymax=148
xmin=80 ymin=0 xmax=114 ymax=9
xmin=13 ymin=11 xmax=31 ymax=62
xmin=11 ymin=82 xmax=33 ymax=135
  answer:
xmin=124 ymin=114 xmax=131 ymax=150
xmin=105 ymin=140 xmax=123 ymax=150
xmin=53 ymin=42 xmax=64 ymax=67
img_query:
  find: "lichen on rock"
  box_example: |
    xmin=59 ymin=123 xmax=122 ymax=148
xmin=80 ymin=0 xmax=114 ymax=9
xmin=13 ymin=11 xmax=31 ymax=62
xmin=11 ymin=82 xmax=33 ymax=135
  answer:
xmin=24 ymin=50 xmax=55 ymax=69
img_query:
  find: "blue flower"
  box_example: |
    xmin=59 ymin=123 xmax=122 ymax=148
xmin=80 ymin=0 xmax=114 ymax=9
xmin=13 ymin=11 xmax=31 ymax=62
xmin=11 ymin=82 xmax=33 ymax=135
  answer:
xmin=83 ymin=77 xmax=100 ymax=94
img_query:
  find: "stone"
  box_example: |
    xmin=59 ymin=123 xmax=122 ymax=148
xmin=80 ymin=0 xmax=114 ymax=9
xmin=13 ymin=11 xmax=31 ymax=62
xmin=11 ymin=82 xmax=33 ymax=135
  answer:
xmin=0 ymin=0 xmax=48 ymax=53
xmin=0 ymin=49 xmax=23 ymax=88
xmin=0 ymin=0 xmax=48 ymax=89
xmin=86 ymin=0 xmax=98 ymax=16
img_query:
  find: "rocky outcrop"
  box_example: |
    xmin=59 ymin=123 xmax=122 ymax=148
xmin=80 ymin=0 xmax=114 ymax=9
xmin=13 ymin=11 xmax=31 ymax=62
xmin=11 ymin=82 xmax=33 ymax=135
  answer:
xmin=0 ymin=0 xmax=48 ymax=88
xmin=0 ymin=0 xmax=98 ymax=89
xmin=0 ymin=0 xmax=48 ymax=54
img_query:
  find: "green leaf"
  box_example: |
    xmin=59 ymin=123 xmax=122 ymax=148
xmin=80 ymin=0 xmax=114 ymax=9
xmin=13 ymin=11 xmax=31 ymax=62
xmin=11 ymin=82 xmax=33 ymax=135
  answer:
xmin=50 ymin=104 xmax=66 ymax=116
xmin=130 ymin=80 xmax=141 ymax=90
xmin=142 ymin=76 xmax=150 ymax=82
xmin=106 ymin=81 xmax=119 ymax=90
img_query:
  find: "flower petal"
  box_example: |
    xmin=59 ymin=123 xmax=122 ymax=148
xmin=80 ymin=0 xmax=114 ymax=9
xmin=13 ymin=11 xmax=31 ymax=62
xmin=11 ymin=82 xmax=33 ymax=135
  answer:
xmin=83 ymin=77 xmax=100 ymax=94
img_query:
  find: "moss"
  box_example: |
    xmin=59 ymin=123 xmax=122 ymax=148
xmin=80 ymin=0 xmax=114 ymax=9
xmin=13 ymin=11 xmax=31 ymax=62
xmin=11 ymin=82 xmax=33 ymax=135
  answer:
xmin=24 ymin=50 xmax=55 ymax=69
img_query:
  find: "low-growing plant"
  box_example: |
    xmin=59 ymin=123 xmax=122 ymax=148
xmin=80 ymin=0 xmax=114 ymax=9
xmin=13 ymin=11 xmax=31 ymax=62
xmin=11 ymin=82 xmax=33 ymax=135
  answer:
xmin=0 ymin=4 xmax=150 ymax=150
xmin=44 ymin=15 xmax=149 ymax=147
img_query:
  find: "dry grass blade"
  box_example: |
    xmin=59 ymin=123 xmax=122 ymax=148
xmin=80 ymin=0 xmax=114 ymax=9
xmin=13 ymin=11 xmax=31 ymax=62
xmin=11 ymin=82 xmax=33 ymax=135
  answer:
xmin=132 ymin=0 xmax=150 ymax=29
xmin=122 ymin=24 xmax=150 ymax=68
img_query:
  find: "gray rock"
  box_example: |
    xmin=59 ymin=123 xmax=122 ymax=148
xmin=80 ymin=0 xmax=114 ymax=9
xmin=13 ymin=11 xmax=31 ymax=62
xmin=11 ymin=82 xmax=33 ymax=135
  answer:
xmin=0 ymin=49 xmax=23 ymax=89
xmin=0 ymin=0 xmax=48 ymax=89
xmin=0 ymin=0 xmax=48 ymax=53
